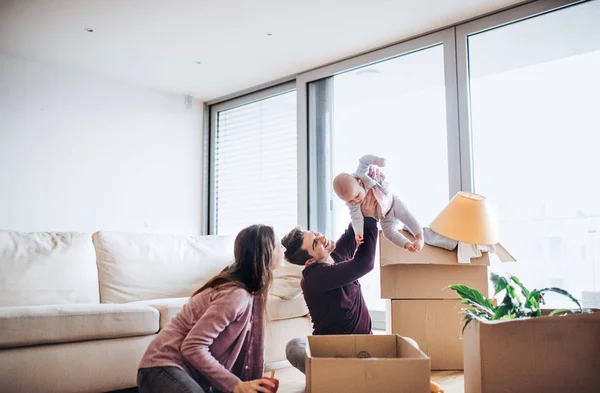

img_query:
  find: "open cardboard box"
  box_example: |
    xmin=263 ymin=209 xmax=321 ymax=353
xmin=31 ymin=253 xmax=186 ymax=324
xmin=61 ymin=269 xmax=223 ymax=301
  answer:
xmin=463 ymin=312 xmax=600 ymax=393
xmin=379 ymin=230 xmax=510 ymax=299
xmin=305 ymin=334 xmax=430 ymax=393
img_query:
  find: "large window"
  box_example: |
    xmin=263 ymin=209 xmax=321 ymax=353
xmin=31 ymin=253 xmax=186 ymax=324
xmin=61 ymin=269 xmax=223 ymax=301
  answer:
xmin=302 ymin=31 xmax=457 ymax=312
xmin=330 ymin=45 xmax=450 ymax=311
xmin=465 ymin=0 xmax=600 ymax=306
xmin=210 ymin=87 xmax=298 ymax=237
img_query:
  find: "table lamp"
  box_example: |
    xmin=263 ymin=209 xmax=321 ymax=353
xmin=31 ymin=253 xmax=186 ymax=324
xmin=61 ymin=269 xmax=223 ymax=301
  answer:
xmin=430 ymin=192 xmax=498 ymax=245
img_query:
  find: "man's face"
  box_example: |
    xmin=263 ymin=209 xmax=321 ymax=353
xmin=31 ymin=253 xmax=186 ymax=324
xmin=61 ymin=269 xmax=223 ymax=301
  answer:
xmin=301 ymin=230 xmax=335 ymax=263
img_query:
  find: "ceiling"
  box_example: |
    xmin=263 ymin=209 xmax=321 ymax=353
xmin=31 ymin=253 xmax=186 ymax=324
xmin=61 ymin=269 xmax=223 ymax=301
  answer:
xmin=0 ymin=0 xmax=524 ymax=101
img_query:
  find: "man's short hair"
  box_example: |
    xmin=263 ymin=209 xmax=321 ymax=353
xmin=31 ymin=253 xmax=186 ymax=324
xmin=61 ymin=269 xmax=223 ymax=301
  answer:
xmin=281 ymin=226 xmax=311 ymax=266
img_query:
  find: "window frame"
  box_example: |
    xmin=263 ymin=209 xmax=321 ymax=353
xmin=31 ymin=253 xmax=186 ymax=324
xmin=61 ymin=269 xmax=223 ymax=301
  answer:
xmin=455 ymin=0 xmax=588 ymax=192
xmin=207 ymin=81 xmax=299 ymax=235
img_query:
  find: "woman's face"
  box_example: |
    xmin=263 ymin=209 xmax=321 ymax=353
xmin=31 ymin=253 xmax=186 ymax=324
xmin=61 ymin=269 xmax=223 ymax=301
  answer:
xmin=271 ymin=237 xmax=285 ymax=269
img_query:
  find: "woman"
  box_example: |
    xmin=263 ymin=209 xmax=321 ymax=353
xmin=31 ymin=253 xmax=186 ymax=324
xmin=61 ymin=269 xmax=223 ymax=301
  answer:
xmin=138 ymin=224 xmax=282 ymax=393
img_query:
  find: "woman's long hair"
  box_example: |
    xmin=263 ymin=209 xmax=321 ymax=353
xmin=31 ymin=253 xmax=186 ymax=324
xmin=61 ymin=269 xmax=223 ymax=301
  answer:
xmin=192 ymin=224 xmax=275 ymax=298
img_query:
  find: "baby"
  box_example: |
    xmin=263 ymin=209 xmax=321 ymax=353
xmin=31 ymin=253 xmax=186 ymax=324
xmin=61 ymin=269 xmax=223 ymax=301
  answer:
xmin=333 ymin=154 xmax=424 ymax=252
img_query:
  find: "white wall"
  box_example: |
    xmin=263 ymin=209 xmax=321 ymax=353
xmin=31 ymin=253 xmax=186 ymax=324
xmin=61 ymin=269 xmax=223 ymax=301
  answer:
xmin=0 ymin=54 xmax=205 ymax=235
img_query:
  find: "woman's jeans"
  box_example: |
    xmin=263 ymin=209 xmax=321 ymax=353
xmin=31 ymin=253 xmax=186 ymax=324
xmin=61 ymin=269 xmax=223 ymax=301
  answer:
xmin=138 ymin=366 xmax=207 ymax=393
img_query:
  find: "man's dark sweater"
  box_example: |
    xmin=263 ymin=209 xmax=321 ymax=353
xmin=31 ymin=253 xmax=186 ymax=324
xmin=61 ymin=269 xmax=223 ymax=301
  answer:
xmin=300 ymin=217 xmax=378 ymax=335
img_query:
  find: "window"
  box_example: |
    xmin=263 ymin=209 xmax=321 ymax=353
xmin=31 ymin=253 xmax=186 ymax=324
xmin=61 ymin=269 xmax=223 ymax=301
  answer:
xmin=466 ymin=0 xmax=600 ymax=306
xmin=330 ymin=46 xmax=450 ymax=311
xmin=303 ymin=31 xmax=456 ymax=312
xmin=210 ymin=88 xmax=298 ymax=237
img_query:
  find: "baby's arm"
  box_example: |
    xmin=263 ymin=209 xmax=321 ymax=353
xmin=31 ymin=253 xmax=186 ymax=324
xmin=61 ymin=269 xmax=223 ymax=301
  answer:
xmin=381 ymin=197 xmax=424 ymax=251
xmin=381 ymin=219 xmax=411 ymax=248
xmin=394 ymin=197 xmax=424 ymax=251
xmin=349 ymin=204 xmax=365 ymax=243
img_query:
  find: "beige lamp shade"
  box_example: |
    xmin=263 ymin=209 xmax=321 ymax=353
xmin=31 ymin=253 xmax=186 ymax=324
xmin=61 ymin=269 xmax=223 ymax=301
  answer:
xmin=430 ymin=192 xmax=499 ymax=245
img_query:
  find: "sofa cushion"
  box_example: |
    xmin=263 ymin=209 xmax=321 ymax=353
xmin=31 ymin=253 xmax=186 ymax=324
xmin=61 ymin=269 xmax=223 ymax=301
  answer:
xmin=0 ymin=304 xmax=159 ymax=349
xmin=0 ymin=231 xmax=99 ymax=307
xmin=130 ymin=293 xmax=309 ymax=331
xmin=272 ymin=261 xmax=304 ymax=300
xmin=93 ymin=232 xmax=235 ymax=303
xmin=268 ymin=294 xmax=309 ymax=321
xmin=129 ymin=297 xmax=189 ymax=329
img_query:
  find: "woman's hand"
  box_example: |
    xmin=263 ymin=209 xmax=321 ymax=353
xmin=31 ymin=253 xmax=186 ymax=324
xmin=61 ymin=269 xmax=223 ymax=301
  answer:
xmin=360 ymin=190 xmax=379 ymax=219
xmin=233 ymin=379 xmax=275 ymax=393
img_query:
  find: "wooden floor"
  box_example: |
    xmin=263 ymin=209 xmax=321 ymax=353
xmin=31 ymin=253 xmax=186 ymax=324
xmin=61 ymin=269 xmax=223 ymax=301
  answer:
xmin=276 ymin=367 xmax=464 ymax=393
xmin=109 ymin=368 xmax=465 ymax=393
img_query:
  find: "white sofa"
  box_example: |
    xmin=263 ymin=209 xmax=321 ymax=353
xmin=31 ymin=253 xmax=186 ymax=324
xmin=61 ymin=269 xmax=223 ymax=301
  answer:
xmin=0 ymin=231 xmax=311 ymax=393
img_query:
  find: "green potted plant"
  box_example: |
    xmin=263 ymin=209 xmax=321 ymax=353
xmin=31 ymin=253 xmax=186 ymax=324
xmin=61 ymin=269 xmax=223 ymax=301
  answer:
xmin=448 ymin=273 xmax=599 ymax=393
xmin=449 ymin=272 xmax=585 ymax=324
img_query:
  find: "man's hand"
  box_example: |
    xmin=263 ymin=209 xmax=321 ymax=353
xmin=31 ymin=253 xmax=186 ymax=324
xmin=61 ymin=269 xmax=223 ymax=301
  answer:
xmin=355 ymin=233 xmax=364 ymax=245
xmin=368 ymin=165 xmax=386 ymax=183
xmin=360 ymin=190 xmax=379 ymax=218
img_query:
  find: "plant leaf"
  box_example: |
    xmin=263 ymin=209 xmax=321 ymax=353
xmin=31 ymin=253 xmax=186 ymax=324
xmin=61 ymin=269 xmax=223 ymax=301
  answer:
xmin=505 ymin=285 xmax=522 ymax=307
xmin=490 ymin=273 xmax=511 ymax=296
xmin=538 ymin=287 xmax=582 ymax=310
xmin=493 ymin=303 xmax=513 ymax=319
xmin=461 ymin=308 xmax=489 ymax=332
xmin=549 ymin=308 xmax=570 ymax=316
xmin=509 ymin=274 xmax=531 ymax=298
xmin=448 ymin=284 xmax=495 ymax=314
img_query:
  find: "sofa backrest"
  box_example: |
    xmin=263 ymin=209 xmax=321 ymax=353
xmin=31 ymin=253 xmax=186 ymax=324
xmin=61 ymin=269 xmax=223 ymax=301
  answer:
xmin=0 ymin=231 xmax=99 ymax=306
xmin=93 ymin=231 xmax=235 ymax=303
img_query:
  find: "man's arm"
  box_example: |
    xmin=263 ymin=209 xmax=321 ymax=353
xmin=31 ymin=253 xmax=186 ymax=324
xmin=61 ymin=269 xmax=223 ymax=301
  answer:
xmin=303 ymin=217 xmax=378 ymax=293
xmin=331 ymin=222 xmax=358 ymax=263
xmin=349 ymin=204 xmax=364 ymax=238
xmin=333 ymin=191 xmax=377 ymax=262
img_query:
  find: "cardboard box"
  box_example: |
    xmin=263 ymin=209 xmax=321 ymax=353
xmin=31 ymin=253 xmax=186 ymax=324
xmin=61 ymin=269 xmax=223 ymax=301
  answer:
xmin=305 ymin=334 xmax=430 ymax=393
xmin=380 ymin=231 xmax=492 ymax=299
xmin=381 ymin=264 xmax=489 ymax=299
xmin=463 ymin=313 xmax=600 ymax=393
xmin=386 ymin=299 xmax=465 ymax=370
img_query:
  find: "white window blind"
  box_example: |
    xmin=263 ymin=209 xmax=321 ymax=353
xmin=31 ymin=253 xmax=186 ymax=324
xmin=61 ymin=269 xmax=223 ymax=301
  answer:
xmin=214 ymin=90 xmax=297 ymax=237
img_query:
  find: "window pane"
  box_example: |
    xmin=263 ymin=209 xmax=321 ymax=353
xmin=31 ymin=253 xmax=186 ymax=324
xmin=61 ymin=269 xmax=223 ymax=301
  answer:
xmin=215 ymin=91 xmax=297 ymax=237
xmin=469 ymin=1 xmax=600 ymax=307
xmin=331 ymin=45 xmax=449 ymax=311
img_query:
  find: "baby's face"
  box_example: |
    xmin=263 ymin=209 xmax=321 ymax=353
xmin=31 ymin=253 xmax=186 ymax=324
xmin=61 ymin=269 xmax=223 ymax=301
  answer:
xmin=344 ymin=182 xmax=366 ymax=206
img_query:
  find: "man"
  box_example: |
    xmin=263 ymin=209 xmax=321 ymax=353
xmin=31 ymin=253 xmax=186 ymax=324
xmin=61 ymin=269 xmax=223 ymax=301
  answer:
xmin=280 ymin=190 xmax=380 ymax=373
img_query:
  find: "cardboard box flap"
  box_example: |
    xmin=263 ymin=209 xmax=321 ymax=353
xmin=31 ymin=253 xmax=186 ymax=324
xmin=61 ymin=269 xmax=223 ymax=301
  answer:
xmin=492 ymin=242 xmax=517 ymax=263
xmin=380 ymin=230 xmax=490 ymax=266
